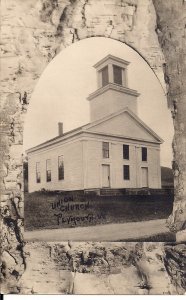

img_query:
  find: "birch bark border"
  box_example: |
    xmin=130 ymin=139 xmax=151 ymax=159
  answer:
xmin=1 ymin=0 xmax=185 ymax=294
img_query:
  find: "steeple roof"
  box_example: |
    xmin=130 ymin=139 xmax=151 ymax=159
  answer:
xmin=93 ymin=54 xmax=130 ymax=69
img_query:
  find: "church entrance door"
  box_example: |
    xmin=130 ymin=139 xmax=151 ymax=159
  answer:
xmin=141 ymin=167 xmax=148 ymax=187
xmin=102 ymin=164 xmax=110 ymax=188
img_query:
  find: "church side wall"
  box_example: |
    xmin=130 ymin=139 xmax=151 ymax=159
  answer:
xmin=28 ymin=140 xmax=84 ymax=193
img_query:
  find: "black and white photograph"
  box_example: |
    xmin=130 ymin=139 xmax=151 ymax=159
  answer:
xmin=23 ymin=38 xmax=174 ymax=242
xmin=1 ymin=0 xmax=186 ymax=296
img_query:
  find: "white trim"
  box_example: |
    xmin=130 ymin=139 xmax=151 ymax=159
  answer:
xmin=27 ymin=107 xmax=163 ymax=155
xmin=82 ymin=134 xmax=161 ymax=149
xmin=93 ymin=54 xmax=130 ymax=69
xmin=84 ymin=107 xmax=164 ymax=143
xmin=27 ymin=131 xmax=161 ymax=158
xmin=85 ymin=130 xmax=161 ymax=145
xmin=26 ymin=131 xmax=84 ymax=154
xmin=87 ymin=83 xmax=140 ymax=100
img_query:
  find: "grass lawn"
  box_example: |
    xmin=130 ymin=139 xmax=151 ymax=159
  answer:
xmin=24 ymin=191 xmax=173 ymax=231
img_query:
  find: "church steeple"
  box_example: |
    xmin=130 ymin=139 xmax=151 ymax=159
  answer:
xmin=87 ymin=55 xmax=140 ymax=122
xmin=94 ymin=54 xmax=130 ymax=88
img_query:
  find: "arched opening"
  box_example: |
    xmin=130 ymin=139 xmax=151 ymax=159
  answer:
xmin=23 ymin=37 xmax=175 ymax=242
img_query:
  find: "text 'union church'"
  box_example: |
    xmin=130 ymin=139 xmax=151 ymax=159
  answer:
xmin=27 ymin=55 xmax=163 ymax=193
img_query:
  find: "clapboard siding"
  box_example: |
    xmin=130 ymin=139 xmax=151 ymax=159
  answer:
xmin=28 ymin=135 xmax=161 ymax=192
xmin=28 ymin=140 xmax=83 ymax=192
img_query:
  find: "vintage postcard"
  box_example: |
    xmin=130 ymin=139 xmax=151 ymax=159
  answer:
xmin=1 ymin=0 xmax=185 ymax=295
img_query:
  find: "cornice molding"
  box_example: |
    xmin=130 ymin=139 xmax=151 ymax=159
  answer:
xmin=87 ymin=83 xmax=140 ymax=101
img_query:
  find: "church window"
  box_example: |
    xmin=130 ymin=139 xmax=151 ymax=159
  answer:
xmin=101 ymin=66 xmax=109 ymax=87
xmin=36 ymin=162 xmax=41 ymax=183
xmin=123 ymin=144 xmax=129 ymax=160
xmin=58 ymin=155 xmax=64 ymax=180
xmin=46 ymin=159 xmax=51 ymax=182
xmin=102 ymin=142 xmax=109 ymax=158
xmin=123 ymin=165 xmax=130 ymax=180
xmin=142 ymin=147 xmax=147 ymax=161
xmin=113 ymin=65 xmax=122 ymax=85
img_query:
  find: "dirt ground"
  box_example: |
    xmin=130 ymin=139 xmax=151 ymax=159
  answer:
xmin=24 ymin=218 xmax=173 ymax=242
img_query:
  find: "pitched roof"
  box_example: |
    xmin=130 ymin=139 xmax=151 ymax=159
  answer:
xmin=83 ymin=107 xmax=164 ymax=143
xmin=26 ymin=124 xmax=89 ymax=154
xmin=93 ymin=54 xmax=130 ymax=69
xmin=26 ymin=107 xmax=163 ymax=154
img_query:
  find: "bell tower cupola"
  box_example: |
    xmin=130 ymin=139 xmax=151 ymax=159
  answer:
xmin=87 ymin=55 xmax=140 ymax=122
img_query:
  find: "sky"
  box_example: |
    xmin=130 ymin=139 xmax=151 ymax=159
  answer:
xmin=23 ymin=37 xmax=174 ymax=167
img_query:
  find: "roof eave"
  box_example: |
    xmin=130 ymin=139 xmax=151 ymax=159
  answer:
xmin=26 ymin=129 xmax=84 ymax=154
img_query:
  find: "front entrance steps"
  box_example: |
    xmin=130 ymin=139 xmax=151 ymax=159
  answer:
xmin=84 ymin=188 xmax=174 ymax=196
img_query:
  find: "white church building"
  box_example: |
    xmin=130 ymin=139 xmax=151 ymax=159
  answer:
xmin=27 ymin=55 xmax=163 ymax=193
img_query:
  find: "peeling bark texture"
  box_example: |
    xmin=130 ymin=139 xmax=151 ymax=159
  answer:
xmin=0 ymin=0 xmax=186 ymax=294
xmin=164 ymin=243 xmax=186 ymax=294
xmin=18 ymin=242 xmax=181 ymax=294
xmin=153 ymin=0 xmax=186 ymax=238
